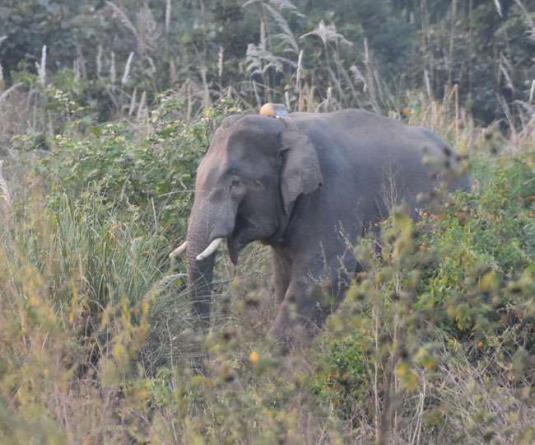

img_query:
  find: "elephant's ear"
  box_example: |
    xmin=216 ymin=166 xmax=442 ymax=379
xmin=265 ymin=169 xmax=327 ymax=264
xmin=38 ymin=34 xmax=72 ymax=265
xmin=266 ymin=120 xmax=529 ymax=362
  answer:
xmin=279 ymin=123 xmax=323 ymax=214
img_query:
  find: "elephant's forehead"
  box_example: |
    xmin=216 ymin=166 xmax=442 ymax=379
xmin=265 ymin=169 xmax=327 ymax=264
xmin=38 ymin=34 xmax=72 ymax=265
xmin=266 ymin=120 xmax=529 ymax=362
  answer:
xmin=197 ymin=140 xmax=276 ymax=190
xmin=209 ymin=126 xmax=278 ymax=161
xmin=196 ymin=142 xmax=240 ymax=188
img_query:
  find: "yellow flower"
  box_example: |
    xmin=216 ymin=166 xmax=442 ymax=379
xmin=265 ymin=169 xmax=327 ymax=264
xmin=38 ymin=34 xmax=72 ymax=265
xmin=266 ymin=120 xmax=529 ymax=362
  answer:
xmin=249 ymin=350 xmax=260 ymax=365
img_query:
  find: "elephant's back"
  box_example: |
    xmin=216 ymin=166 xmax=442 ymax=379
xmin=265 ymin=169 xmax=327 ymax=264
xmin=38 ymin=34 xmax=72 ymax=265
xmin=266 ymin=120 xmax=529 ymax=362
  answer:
xmin=290 ymin=109 xmax=458 ymax=216
xmin=292 ymin=109 xmax=454 ymax=175
xmin=291 ymin=109 xmax=445 ymax=151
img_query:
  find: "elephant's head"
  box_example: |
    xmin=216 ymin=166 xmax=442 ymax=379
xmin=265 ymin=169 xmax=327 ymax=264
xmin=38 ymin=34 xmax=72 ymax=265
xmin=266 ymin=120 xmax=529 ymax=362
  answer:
xmin=180 ymin=115 xmax=323 ymax=323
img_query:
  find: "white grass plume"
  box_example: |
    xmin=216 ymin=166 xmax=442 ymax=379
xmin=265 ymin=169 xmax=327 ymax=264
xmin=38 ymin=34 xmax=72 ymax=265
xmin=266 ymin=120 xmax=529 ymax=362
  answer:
xmin=0 ymin=160 xmax=12 ymax=209
xmin=122 ymin=51 xmax=135 ymax=85
xmin=37 ymin=45 xmax=47 ymax=87
xmin=110 ymin=51 xmax=116 ymax=83
xmin=493 ymin=0 xmax=503 ymax=18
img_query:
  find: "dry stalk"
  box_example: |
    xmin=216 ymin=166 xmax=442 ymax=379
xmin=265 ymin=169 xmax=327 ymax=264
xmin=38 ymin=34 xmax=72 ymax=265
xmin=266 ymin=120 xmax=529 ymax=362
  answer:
xmin=137 ymin=90 xmax=147 ymax=120
xmin=0 ymin=160 xmax=12 ymax=231
xmin=0 ymin=160 xmax=11 ymax=208
xmin=373 ymin=302 xmax=380 ymax=442
xmin=128 ymin=87 xmax=137 ymax=117
xmin=0 ymin=83 xmax=23 ymax=107
xmin=199 ymin=65 xmax=211 ymax=108
xmin=409 ymin=372 xmax=426 ymax=445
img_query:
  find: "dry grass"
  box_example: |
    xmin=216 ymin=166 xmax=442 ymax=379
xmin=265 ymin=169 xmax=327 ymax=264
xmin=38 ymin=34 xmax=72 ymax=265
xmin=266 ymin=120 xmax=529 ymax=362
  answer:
xmin=0 ymin=84 xmax=533 ymax=442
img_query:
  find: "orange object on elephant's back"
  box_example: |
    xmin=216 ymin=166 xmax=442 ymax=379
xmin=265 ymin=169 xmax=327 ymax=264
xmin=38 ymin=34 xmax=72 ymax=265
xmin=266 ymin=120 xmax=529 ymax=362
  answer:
xmin=259 ymin=103 xmax=288 ymax=119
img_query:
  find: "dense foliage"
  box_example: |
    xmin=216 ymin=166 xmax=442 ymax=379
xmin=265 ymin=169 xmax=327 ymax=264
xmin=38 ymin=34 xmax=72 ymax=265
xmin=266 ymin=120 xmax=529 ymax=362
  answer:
xmin=1 ymin=92 xmax=534 ymax=442
xmin=1 ymin=0 xmax=533 ymax=125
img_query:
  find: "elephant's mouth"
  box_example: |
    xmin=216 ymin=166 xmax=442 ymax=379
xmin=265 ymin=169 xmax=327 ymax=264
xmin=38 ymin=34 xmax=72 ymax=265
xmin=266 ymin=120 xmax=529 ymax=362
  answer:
xmin=227 ymin=237 xmax=242 ymax=265
xmin=226 ymin=212 xmax=262 ymax=265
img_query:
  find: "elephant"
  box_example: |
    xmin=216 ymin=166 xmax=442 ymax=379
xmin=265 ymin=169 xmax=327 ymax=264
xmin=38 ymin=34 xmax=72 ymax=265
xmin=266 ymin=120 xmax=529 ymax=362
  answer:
xmin=173 ymin=107 xmax=468 ymax=347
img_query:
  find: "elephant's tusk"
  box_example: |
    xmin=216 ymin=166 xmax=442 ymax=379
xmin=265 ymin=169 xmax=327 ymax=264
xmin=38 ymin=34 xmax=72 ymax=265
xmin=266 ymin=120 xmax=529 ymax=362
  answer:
xmin=196 ymin=238 xmax=224 ymax=261
xmin=169 ymin=241 xmax=188 ymax=258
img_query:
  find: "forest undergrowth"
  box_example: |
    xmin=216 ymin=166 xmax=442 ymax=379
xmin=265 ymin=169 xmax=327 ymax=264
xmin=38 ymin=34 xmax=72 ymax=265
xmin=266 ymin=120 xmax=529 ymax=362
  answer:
xmin=0 ymin=80 xmax=533 ymax=444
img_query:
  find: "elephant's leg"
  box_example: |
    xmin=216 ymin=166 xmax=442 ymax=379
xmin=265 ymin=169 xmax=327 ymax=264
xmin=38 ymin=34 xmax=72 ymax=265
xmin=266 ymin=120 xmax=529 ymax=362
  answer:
xmin=270 ymin=275 xmax=325 ymax=349
xmin=271 ymin=250 xmax=291 ymax=303
xmin=270 ymin=249 xmax=361 ymax=349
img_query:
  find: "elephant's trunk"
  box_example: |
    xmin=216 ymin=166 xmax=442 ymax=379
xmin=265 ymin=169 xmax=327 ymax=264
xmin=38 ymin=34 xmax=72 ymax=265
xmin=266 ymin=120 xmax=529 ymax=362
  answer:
xmin=185 ymin=200 xmax=237 ymax=326
xmin=186 ymin=226 xmax=216 ymax=327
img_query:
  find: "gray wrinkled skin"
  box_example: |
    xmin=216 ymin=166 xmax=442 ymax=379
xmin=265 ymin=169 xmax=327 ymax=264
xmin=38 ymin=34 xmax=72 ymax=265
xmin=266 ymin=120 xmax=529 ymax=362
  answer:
xmin=185 ymin=109 xmax=468 ymax=347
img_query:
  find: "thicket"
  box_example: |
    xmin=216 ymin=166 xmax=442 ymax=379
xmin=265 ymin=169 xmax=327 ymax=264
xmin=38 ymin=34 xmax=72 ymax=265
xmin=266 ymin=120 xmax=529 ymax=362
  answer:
xmin=1 ymin=0 xmax=533 ymax=128
xmin=1 ymin=86 xmax=534 ymax=442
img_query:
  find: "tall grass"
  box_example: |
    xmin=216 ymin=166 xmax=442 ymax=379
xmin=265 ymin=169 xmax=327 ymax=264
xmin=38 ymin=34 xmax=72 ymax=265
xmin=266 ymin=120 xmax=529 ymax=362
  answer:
xmin=0 ymin=168 xmax=190 ymax=442
xmin=0 ymin=90 xmax=533 ymax=443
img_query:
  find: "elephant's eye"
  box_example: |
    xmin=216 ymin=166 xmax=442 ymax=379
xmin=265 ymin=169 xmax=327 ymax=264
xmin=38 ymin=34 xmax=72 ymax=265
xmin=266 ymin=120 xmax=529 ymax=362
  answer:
xmin=230 ymin=176 xmax=241 ymax=188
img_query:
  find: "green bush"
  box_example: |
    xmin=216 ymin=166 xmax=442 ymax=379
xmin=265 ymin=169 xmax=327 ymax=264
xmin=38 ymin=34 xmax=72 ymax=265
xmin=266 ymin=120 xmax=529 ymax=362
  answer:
xmin=311 ymin=335 xmax=370 ymax=419
xmin=1 ymin=84 xmax=533 ymax=442
xmin=419 ymin=153 xmax=535 ymax=346
xmin=30 ymin=97 xmax=241 ymax=242
xmin=312 ymin=149 xmax=534 ymax=442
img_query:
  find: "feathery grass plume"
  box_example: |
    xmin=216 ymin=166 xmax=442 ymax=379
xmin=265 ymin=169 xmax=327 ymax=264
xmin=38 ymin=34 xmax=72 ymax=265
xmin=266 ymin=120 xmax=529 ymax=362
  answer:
xmin=243 ymin=0 xmax=303 ymax=104
xmin=493 ymin=0 xmax=503 ymax=18
xmin=499 ymin=54 xmax=514 ymax=92
xmin=73 ymin=58 xmax=81 ymax=83
xmin=121 ymin=52 xmax=135 ymax=85
xmin=128 ymin=87 xmax=137 ymax=116
xmin=169 ymin=59 xmax=177 ymax=84
xmin=350 ymin=64 xmax=367 ymax=92
xmin=137 ymin=90 xmax=147 ymax=119
xmin=262 ymin=2 xmax=299 ymax=54
xmin=295 ymin=49 xmax=303 ymax=83
xmin=165 ymin=0 xmax=171 ymax=34
xmin=96 ymin=44 xmax=103 ymax=79
xmin=200 ymin=66 xmax=211 ymax=108
xmin=363 ymin=38 xmax=379 ymax=111
xmin=243 ymin=0 xmax=298 ymax=9
xmin=513 ymin=0 xmax=535 ymax=41
xmin=300 ymin=20 xmax=352 ymax=47
xmin=424 ymin=69 xmax=432 ymax=97
xmin=0 ymin=160 xmax=11 ymax=209
xmin=244 ymin=5 xmax=299 ymax=78
xmin=135 ymin=3 xmax=160 ymax=55
xmin=106 ymin=1 xmax=159 ymax=61
xmin=0 ymin=63 xmax=4 ymax=91
xmin=75 ymin=45 xmax=87 ymax=80
xmin=246 ymin=43 xmax=295 ymax=76
xmin=0 ymin=83 xmax=23 ymax=120
xmin=252 ymin=79 xmax=261 ymax=108
xmin=110 ymin=51 xmax=116 ymax=83
xmin=218 ymin=46 xmax=224 ymax=80
xmin=106 ymin=1 xmax=138 ymax=37
xmin=530 ymin=79 xmax=535 ymax=103
xmin=37 ymin=45 xmax=47 ymax=87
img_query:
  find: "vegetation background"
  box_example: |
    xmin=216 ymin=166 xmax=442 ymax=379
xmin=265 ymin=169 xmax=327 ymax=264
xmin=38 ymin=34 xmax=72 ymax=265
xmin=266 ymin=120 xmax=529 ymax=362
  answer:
xmin=0 ymin=0 xmax=533 ymax=443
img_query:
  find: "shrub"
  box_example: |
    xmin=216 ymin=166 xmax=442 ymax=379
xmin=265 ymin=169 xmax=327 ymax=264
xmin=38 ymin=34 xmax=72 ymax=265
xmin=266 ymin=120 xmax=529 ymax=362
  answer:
xmin=0 ymin=84 xmax=533 ymax=442
xmin=312 ymin=148 xmax=534 ymax=442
